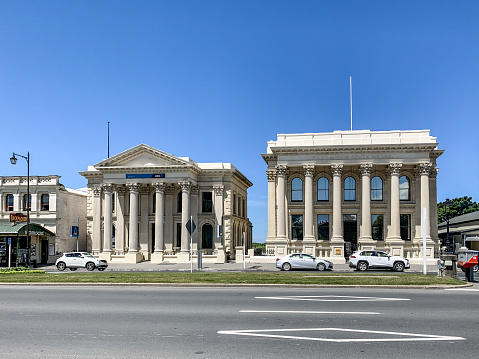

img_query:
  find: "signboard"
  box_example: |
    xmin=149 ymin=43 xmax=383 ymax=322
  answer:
xmin=70 ymin=226 xmax=79 ymax=237
xmin=10 ymin=213 xmax=27 ymax=222
xmin=126 ymin=174 xmax=165 ymax=179
xmin=186 ymin=219 xmax=196 ymax=235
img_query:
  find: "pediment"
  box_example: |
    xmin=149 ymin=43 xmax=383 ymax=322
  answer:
xmin=94 ymin=144 xmax=194 ymax=169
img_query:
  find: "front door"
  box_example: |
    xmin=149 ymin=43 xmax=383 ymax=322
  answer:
xmin=41 ymin=240 xmax=49 ymax=264
xmin=343 ymin=214 xmax=358 ymax=258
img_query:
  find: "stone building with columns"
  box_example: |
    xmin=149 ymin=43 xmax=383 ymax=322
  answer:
xmin=80 ymin=144 xmax=252 ymax=263
xmin=262 ymin=130 xmax=443 ymax=264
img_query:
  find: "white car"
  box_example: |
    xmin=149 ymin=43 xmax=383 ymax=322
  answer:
xmin=349 ymin=250 xmax=410 ymax=272
xmin=55 ymin=252 xmax=108 ymax=271
xmin=276 ymin=253 xmax=333 ymax=271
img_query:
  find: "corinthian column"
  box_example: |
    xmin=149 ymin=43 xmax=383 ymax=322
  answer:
xmin=359 ymin=164 xmax=373 ymax=243
xmin=275 ymin=165 xmax=287 ymax=240
xmin=180 ymin=181 xmax=191 ymax=252
xmin=102 ymin=183 xmax=113 ymax=253
xmin=266 ymin=171 xmax=276 ymax=244
xmin=331 ymin=164 xmax=343 ymax=243
xmin=127 ymin=183 xmax=140 ymax=253
xmin=419 ymin=163 xmax=432 ymax=239
xmin=92 ymin=186 xmax=102 ymax=254
xmin=153 ymin=183 xmax=165 ymax=253
xmin=388 ymin=163 xmax=402 ymax=240
xmin=303 ymin=165 xmax=315 ymax=242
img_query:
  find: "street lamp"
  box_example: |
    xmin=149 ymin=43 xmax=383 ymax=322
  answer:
xmin=10 ymin=152 xmax=30 ymax=268
xmin=443 ymin=198 xmax=453 ymax=253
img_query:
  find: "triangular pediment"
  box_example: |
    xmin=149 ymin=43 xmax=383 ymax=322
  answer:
xmin=94 ymin=144 xmax=196 ymax=169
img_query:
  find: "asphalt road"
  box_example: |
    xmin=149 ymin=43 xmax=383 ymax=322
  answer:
xmin=0 ymin=286 xmax=477 ymax=359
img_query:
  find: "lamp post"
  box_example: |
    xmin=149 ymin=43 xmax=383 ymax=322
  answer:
xmin=10 ymin=152 xmax=30 ymax=268
xmin=443 ymin=198 xmax=453 ymax=253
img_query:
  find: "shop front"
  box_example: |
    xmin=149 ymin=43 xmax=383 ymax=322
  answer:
xmin=0 ymin=223 xmax=55 ymax=267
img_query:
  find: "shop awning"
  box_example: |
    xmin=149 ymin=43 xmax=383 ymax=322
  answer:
xmin=0 ymin=223 xmax=55 ymax=236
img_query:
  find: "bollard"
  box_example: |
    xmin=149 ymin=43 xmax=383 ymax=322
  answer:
xmin=197 ymin=250 xmax=202 ymax=269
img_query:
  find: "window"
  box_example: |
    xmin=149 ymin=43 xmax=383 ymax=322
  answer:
xmin=233 ymin=194 xmax=237 ymax=215
xmin=112 ymin=226 xmax=116 ymax=248
xmin=291 ymin=215 xmax=303 ymax=241
xmin=371 ymin=214 xmax=384 ymax=240
xmin=371 ymin=176 xmax=383 ymax=201
xmin=291 ymin=178 xmax=303 ymax=201
xmin=6 ymin=194 xmax=13 ymax=211
xmin=152 ymin=193 xmax=156 ymax=214
xmin=317 ymin=214 xmax=329 ymax=240
xmin=344 ymin=177 xmax=356 ymax=201
xmin=40 ymin=194 xmax=50 ymax=211
xmin=176 ymin=223 xmax=182 ymax=247
xmin=399 ymin=176 xmax=410 ymax=201
xmin=242 ymin=198 xmax=246 ymax=218
xmin=317 ymin=177 xmax=329 ymax=201
xmin=177 ymin=192 xmax=182 ymax=213
xmin=23 ymin=194 xmax=31 ymax=211
xmin=400 ymin=214 xmax=411 ymax=240
xmin=202 ymin=192 xmax=213 ymax=213
xmin=111 ymin=193 xmax=115 ymax=213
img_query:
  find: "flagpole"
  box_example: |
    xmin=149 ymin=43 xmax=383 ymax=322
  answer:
xmin=350 ymin=76 xmax=353 ymax=131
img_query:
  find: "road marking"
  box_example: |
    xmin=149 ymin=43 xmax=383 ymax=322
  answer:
xmin=240 ymin=310 xmax=380 ymax=315
xmin=218 ymin=328 xmax=465 ymax=342
xmin=255 ymin=295 xmax=410 ymax=302
xmin=445 ymin=288 xmax=479 ymax=292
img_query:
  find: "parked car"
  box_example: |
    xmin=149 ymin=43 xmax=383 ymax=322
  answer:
xmin=55 ymin=252 xmax=108 ymax=271
xmin=276 ymin=253 xmax=333 ymax=271
xmin=349 ymin=250 xmax=410 ymax=272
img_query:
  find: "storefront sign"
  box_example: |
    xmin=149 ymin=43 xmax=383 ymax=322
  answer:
xmin=126 ymin=174 xmax=165 ymax=179
xmin=29 ymin=231 xmax=45 ymax=236
xmin=10 ymin=213 xmax=27 ymax=222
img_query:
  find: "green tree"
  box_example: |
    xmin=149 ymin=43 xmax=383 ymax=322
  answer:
xmin=437 ymin=196 xmax=479 ymax=223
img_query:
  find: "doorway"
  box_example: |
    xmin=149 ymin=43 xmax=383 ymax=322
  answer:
xmin=41 ymin=240 xmax=49 ymax=264
xmin=343 ymin=214 xmax=358 ymax=259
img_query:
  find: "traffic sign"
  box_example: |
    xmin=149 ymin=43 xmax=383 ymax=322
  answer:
xmin=70 ymin=226 xmax=79 ymax=237
xmin=186 ymin=219 xmax=196 ymax=235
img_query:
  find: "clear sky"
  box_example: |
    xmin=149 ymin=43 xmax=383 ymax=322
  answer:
xmin=1 ymin=0 xmax=478 ymax=243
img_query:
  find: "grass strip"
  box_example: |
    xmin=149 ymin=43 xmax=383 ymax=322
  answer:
xmin=0 ymin=271 xmax=467 ymax=286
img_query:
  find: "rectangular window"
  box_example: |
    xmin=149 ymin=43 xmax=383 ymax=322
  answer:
xmin=176 ymin=223 xmax=182 ymax=248
xmin=291 ymin=215 xmax=303 ymax=241
xmin=400 ymin=214 xmax=411 ymax=240
xmin=233 ymin=194 xmax=237 ymax=215
xmin=202 ymin=192 xmax=213 ymax=213
xmin=372 ymin=214 xmax=384 ymax=240
xmin=242 ymin=198 xmax=246 ymax=218
xmin=6 ymin=194 xmax=14 ymax=211
xmin=317 ymin=214 xmax=329 ymax=240
xmin=41 ymin=194 xmax=49 ymax=211
xmin=111 ymin=193 xmax=115 ymax=213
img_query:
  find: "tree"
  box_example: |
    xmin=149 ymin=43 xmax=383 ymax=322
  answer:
xmin=437 ymin=196 xmax=479 ymax=223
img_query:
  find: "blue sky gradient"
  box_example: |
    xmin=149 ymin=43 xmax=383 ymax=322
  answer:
xmin=1 ymin=1 xmax=478 ymax=242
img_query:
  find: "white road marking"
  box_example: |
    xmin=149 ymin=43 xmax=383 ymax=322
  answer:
xmin=240 ymin=310 xmax=380 ymax=315
xmin=255 ymin=295 xmax=410 ymax=302
xmin=445 ymin=288 xmax=479 ymax=292
xmin=218 ymin=328 xmax=465 ymax=342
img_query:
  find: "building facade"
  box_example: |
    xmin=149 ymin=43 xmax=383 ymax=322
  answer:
xmin=262 ymin=130 xmax=443 ymax=264
xmin=80 ymin=144 xmax=253 ymax=263
xmin=0 ymin=176 xmax=87 ymax=266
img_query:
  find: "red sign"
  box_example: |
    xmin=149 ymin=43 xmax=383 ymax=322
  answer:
xmin=10 ymin=213 xmax=27 ymax=222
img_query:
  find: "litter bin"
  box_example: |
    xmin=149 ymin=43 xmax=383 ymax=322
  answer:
xmin=197 ymin=250 xmax=202 ymax=269
xmin=457 ymin=249 xmax=479 ymax=282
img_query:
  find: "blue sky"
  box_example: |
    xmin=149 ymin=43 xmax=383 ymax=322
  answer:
xmin=1 ymin=1 xmax=478 ymax=243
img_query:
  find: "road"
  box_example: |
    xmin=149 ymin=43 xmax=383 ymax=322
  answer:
xmin=0 ymin=285 xmax=477 ymax=358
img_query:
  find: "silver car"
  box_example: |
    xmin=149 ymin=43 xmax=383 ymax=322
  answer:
xmin=276 ymin=253 xmax=333 ymax=271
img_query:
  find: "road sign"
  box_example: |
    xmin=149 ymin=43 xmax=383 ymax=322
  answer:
xmin=186 ymin=219 xmax=196 ymax=235
xmin=70 ymin=226 xmax=79 ymax=237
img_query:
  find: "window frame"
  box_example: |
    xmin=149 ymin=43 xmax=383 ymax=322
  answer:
xmin=317 ymin=177 xmax=329 ymax=201
xmin=371 ymin=176 xmax=383 ymax=201
xmin=202 ymin=191 xmax=213 ymax=213
xmin=291 ymin=177 xmax=303 ymax=202
xmin=40 ymin=194 xmax=50 ymax=211
xmin=5 ymin=194 xmax=14 ymax=211
xmin=344 ymin=177 xmax=356 ymax=201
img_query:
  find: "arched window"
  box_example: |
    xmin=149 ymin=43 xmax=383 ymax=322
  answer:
xmin=6 ymin=194 xmax=13 ymax=211
xmin=23 ymin=194 xmax=31 ymax=211
xmin=344 ymin=177 xmax=356 ymax=201
xmin=291 ymin=178 xmax=303 ymax=202
xmin=317 ymin=177 xmax=329 ymax=201
xmin=399 ymin=176 xmax=410 ymax=201
xmin=202 ymin=224 xmax=213 ymax=249
xmin=371 ymin=176 xmax=383 ymax=201
xmin=177 ymin=192 xmax=182 ymax=213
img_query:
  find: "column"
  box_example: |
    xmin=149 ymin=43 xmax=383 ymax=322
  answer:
xmin=191 ymin=185 xmax=199 ymax=251
xmin=139 ymin=186 xmax=150 ymax=256
xmin=164 ymin=186 xmax=175 ymax=252
xmin=419 ymin=163 xmax=432 ymax=239
xmin=331 ymin=164 xmax=343 ymax=242
xmin=180 ymin=181 xmax=191 ymax=252
xmin=266 ymin=170 xmax=276 ymax=243
xmin=275 ymin=165 xmax=287 ymax=240
xmin=115 ymin=186 xmax=126 ymax=255
xmin=92 ymin=186 xmax=102 ymax=254
xmin=388 ymin=163 xmax=402 ymax=240
xmin=127 ymin=183 xmax=139 ymax=253
xmin=303 ymin=165 xmax=315 ymax=242
xmin=429 ymin=166 xmax=439 ymax=243
xmin=102 ymin=183 xmax=113 ymax=253
xmin=359 ymin=164 xmax=373 ymax=243
xmin=153 ymin=183 xmax=165 ymax=252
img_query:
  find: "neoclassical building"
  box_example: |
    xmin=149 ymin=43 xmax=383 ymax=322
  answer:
xmin=80 ymin=144 xmax=252 ymax=263
xmin=262 ymin=130 xmax=443 ymax=264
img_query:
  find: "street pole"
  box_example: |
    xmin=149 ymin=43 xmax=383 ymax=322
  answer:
xmin=77 ymin=216 xmax=79 ymax=252
xmin=27 ymin=152 xmax=30 ymax=268
xmin=423 ymin=208 xmax=427 ymax=275
xmin=190 ymin=215 xmax=193 ymax=273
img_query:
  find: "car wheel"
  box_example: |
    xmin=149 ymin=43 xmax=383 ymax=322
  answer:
xmin=393 ymin=262 xmax=405 ymax=272
xmin=86 ymin=262 xmax=95 ymax=271
xmin=69 ymin=268 xmax=78 ymax=271
xmin=282 ymin=263 xmax=292 ymax=271
xmin=317 ymin=263 xmax=326 ymax=271
xmin=56 ymin=262 xmax=66 ymax=271
xmin=357 ymin=261 xmax=368 ymax=271
xmin=98 ymin=268 xmax=106 ymax=271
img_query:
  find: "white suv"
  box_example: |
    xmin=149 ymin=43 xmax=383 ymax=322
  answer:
xmin=55 ymin=252 xmax=108 ymax=271
xmin=349 ymin=250 xmax=410 ymax=272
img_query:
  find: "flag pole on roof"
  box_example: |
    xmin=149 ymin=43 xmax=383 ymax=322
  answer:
xmin=350 ymin=76 xmax=353 ymax=131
